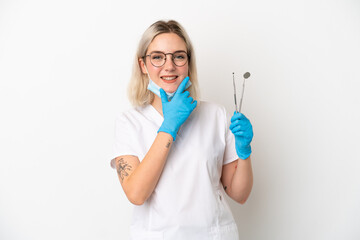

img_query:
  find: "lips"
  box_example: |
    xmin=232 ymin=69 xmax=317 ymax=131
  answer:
xmin=160 ymin=75 xmax=178 ymax=83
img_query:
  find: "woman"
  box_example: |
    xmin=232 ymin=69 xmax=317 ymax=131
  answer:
xmin=110 ymin=20 xmax=254 ymax=240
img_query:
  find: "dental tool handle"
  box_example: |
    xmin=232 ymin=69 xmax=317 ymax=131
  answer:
xmin=232 ymin=72 xmax=238 ymax=112
xmin=238 ymin=77 xmax=246 ymax=113
xmin=234 ymin=93 xmax=238 ymax=112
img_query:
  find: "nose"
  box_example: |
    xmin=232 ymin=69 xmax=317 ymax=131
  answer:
xmin=163 ymin=55 xmax=176 ymax=71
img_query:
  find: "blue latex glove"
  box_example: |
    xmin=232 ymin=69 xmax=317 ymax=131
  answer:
xmin=158 ymin=77 xmax=197 ymax=141
xmin=230 ymin=112 xmax=253 ymax=160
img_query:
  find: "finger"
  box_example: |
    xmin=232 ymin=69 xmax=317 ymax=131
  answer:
xmin=233 ymin=127 xmax=253 ymax=135
xmin=160 ymin=88 xmax=168 ymax=103
xmin=233 ymin=130 xmax=246 ymax=137
xmin=230 ymin=119 xmax=251 ymax=131
xmin=231 ymin=112 xmax=243 ymax=122
xmin=230 ymin=119 xmax=242 ymax=131
xmin=175 ymin=76 xmax=190 ymax=95
xmin=233 ymin=126 xmax=253 ymax=137
xmin=230 ymin=125 xmax=242 ymax=133
xmin=231 ymin=113 xmax=250 ymax=124
xmin=191 ymin=100 xmax=197 ymax=110
xmin=182 ymin=90 xmax=190 ymax=98
xmin=185 ymin=97 xmax=194 ymax=105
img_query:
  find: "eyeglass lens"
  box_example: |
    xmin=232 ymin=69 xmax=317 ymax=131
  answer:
xmin=149 ymin=52 xmax=188 ymax=67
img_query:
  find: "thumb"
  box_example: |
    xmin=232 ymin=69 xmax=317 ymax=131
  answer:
xmin=160 ymin=88 xmax=168 ymax=103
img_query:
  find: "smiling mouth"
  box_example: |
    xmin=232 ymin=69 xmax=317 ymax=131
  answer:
xmin=161 ymin=76 xmax=178 ymax=82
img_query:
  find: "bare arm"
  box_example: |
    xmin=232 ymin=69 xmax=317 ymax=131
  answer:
xmin=220 ymin=157 xmax=253 ymax=204
xmin=115 ymin=132 xmax=173 ymax=205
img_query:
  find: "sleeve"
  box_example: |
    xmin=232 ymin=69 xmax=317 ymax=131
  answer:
xmin=110 ymin=113 xmax=139 ymax=169
xmin=222 ymin=108 xmax=239 ymax=165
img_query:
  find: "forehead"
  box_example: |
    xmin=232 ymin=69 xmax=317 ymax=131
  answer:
xmin=147 ymin=33 xmax=187 ymax=53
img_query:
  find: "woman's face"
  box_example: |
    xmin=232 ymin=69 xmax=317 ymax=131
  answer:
xmin=140 ymin=33 xmax=189 ymax=94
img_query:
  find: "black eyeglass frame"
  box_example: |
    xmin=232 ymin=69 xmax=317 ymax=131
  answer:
xmin=142 ymin=50 xmax=190 ymax=67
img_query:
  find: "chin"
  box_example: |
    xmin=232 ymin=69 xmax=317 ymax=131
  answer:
xmin=161 ymin=84 xmax=180 ymax=93
xmin=163 ymin=88 xmax=177 ymax=93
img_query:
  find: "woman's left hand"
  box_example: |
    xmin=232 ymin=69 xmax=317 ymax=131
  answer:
xmin=230 ymin=112 xmax=253 ymax=160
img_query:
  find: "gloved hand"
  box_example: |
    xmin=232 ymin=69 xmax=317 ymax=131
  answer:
xmin=230 ymin=112 xmax=253 ymax=160
xmin=158 ymin=76 xmax=197 ymax=141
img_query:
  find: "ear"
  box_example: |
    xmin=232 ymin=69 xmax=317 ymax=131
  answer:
xmin=139 ymin=58 xmax=147 ymax=74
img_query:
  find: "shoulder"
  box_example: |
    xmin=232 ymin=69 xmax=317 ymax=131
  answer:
xmin=114 ymin=105 xmax=148 ymax=127
xmin=197 ymin=101 xmax=228 ymax=116
xmin=194 ymin=101 xmax=230 ymax=128
xmin=115 ymin=105 xmax=148 ymax=120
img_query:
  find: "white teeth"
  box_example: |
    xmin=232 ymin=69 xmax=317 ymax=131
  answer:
xmin=162 ymin=76 xmax=177 ymax=80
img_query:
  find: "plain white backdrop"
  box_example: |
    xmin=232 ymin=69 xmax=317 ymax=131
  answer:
xmin=1 ymin=0 xmax=359 ymax=239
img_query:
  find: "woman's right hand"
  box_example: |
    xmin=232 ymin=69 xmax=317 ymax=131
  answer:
xmin=158 ymin=76 xmax=197 ymax=141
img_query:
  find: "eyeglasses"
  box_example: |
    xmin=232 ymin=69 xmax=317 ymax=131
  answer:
xmin=143 ymin=51 xmax=189 ymax=67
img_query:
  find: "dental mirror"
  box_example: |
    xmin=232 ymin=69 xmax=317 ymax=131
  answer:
xmin=233 ymin=72 xmax=251 ymax=113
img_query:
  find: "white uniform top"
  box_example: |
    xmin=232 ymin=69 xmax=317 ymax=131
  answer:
xmin=111 ymin=101 xmax=239 ymax=240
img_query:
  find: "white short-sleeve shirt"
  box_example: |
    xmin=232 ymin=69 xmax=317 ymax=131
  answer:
xmin=111 ymin=101 xmax=239 ymax=240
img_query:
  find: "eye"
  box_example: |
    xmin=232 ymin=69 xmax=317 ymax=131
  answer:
xmin=174 ymin=52 xmax=187 ymax=60
xmin=174 ymin=55 xmax=185 ymax=59
xmin=151 ymin=53 xmax=164 ymax=60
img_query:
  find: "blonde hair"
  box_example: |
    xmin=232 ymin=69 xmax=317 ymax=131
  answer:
xmin=127 ymin=20 xmax=200 ymax=107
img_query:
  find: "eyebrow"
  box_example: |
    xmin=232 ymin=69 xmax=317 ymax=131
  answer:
xmin=148 ymin=50 xmax=187 ymax=54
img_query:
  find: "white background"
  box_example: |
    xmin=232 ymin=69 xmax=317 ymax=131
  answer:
xmin=1 ymin=0 xmax=359 ymax=239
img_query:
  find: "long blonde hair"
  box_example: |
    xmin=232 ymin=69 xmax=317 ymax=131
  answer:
xmin=127 ymin=20 xmax=200 ymax=107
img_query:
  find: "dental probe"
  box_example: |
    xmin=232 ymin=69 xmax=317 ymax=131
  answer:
xmin=232 ymin=72 xmax=238 ymax=112
xmin=238 ymin=72 xmax=251 ymax=113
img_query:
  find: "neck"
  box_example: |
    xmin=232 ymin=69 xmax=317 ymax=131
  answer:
xmin=151 ymin=95 xmax=163 ymax=116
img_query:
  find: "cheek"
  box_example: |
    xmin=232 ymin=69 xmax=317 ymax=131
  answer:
xmin=180 ymin=65 xmax=189 ymax=76
xmin=148 ymin=65 xmax=161 ymax=76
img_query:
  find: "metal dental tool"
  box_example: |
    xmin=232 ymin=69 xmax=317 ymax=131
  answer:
xmin=232 ymin=72 xmax=238 ymax=112
xmin=233 ymin=72 xmax=251 ymax=113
